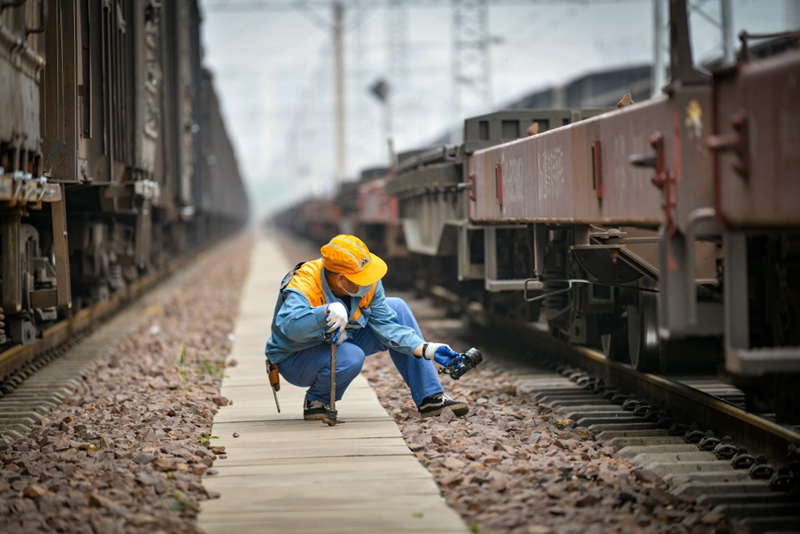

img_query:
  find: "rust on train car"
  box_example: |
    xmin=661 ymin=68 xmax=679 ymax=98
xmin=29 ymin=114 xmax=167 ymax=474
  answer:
xmin=597 ymin=99 xmax=669 ymax=225
xmin=470 ymin=129 xmax=580 ymax=223
xmin=468 ymin=101 xmax=675 ymax=226
xmin=1 ymin=1 xmax=45 ymax=172
xmin=709 ymin=49 xmax=800 ymax=228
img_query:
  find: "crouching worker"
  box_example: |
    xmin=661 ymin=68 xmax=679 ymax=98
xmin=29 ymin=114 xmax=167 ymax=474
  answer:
xmin=265 ymin=234 xmax=469 ymax=420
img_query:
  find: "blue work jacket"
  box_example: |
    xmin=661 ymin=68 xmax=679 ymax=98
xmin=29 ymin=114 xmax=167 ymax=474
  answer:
xmin=264 ymin=275 xmax=424 ymax=364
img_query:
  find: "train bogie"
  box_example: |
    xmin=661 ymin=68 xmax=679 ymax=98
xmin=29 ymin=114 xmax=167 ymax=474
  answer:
xmin=2 ymin=1 xmax=69 ymax=344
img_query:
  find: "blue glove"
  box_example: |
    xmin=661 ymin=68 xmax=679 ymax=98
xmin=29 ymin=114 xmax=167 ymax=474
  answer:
xmin=333 ymin=329 xmax=347 ymax=345
xmin=422 ymin=343 xmax=460 ymax=367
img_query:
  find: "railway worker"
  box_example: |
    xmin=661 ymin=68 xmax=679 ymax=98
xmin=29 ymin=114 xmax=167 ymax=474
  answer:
xmin=265 ymin=234 xmax=469 ymax=420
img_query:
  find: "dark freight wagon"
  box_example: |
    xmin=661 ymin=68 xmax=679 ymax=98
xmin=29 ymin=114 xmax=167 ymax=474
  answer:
xmin=0 ymin=1 xmax=248 ymax=360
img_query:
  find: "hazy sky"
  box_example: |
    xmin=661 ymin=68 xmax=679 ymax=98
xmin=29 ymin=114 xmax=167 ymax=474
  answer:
xmin=197 ymin=0 xmax=789 ymax=219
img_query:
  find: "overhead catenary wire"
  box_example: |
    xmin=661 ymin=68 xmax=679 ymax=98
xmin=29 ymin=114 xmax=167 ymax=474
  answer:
xmin=202 ymin=0 xmax=651 ymax=12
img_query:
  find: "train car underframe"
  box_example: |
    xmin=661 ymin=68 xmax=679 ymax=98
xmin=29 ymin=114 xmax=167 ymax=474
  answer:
xmin=723 ymin=230 xmax=800 ymax=422
xmin=64 ymin=183 xmax=156 ymax=309
xmin=462 ymin=221 xmax=800 ymax=423
xmin=469 ymin=223 xmax=719 ymax=369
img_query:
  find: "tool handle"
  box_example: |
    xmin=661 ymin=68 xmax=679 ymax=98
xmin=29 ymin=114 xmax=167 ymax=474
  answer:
xmin=268 ymin=363 xmax=280 ymax=392
xmin=329 ymin=343 xmax=336 ymax=412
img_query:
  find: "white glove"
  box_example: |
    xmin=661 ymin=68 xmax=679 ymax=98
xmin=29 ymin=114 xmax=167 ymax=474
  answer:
xmin=422 ymin=342 xmax=458 ymax=361
xmin=325 ymin=302 xmax=348 ymax=342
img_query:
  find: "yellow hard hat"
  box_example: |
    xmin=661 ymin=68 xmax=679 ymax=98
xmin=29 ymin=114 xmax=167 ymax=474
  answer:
xmin=321 ymin=234 xmax=387 ymax=286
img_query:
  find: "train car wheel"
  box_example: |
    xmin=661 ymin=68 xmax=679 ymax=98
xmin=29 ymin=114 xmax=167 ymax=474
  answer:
xmin=626 ymin=289 xmax=661 ymax=372
xmin=602 ymin=331 xmax=629 ymax=362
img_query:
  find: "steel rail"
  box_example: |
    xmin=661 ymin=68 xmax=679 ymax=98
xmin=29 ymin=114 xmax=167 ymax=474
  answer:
xmin=487 ymin=319 xmax=800 ymax=468
xmin=568 ymin=344 xmax=800 ymax=467
xmin=202 ymin=0 xmax=651 ymax=12
xmin=0 ymin=240 xmax=218 ymax=388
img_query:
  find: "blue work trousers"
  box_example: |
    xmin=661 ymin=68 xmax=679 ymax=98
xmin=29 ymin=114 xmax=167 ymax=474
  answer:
xmin=276 ymin=297 xmax=442 ymax=407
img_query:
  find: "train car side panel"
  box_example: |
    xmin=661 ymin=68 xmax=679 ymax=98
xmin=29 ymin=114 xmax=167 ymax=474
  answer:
xmin=597 ymin=99 xmax=668 ymax=224
xmin=713 ymin=50 xmax=800 ymax=228
xmin=470 ymin=104 xmax=676 ymax=226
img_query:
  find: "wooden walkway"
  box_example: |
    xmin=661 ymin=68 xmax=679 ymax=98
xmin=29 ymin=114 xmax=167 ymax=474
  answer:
xmin=198 ymin=233 xmax=468 ymax=534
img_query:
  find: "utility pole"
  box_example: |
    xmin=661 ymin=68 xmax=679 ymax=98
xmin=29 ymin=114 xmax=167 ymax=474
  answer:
xmin=652 ymin=0 xmax=665 ymax=97
xmin=387 ymin=0 xmax=409 ymax=148
xmin=370 ymin=80 xmax=392 ymax=156
xmin=653 ymin=0 xmax=737 ymax=97
xmin=720 ymin=0 xmax=734 ymax=65
xmin=333 ymin=2 xmax=347 ymax=183
xmin=786 ymin=0 xmax=800 ymax=29
xmin=350 ymin=0 xmax=371 ymax=174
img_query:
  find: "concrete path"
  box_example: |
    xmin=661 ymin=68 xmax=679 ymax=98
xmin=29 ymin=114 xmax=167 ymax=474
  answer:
xmin=198 ymin=233 xmax=467 ymax=534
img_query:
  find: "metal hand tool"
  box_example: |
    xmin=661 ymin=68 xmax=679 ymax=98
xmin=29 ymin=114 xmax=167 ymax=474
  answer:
xmin=267 ymin=360 xmax=281 ymax=413
xmin=323 ymin=341 xmax=342 ymax=426
xmin=436 ymin=347 xmax=484 ymax=380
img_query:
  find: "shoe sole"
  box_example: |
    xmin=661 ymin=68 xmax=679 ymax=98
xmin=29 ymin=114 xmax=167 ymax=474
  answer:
xmin=420 ymin=403 xmax=469 ymax=418
xmin=304 ymin=413 xmax=328 ymax=420
xmin=450 ymin=404 xmax=469 ymax=417
xmin=420 ymin=406 xmax=445 ymax=418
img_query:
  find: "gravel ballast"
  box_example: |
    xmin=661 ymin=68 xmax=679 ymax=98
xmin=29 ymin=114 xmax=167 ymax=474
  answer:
xmin=0 ymin=232 xmax=742 ymax=533
xmin=275 ymin=233 xmax=742 ymax=534
xmin=0 ymin=233 xmax=252 ymax=534
xmin=360 ymin=320 xmax=741 ymax=534
xmin=360 ymin=355 xmax=732 ymax=534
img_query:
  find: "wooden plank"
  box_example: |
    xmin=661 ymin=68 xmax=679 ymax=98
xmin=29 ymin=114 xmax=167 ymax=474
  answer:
xmin=198 ymin=235 xmax=467 ymax=534
xmin=201 ymin=509 xmax=467 ymax=534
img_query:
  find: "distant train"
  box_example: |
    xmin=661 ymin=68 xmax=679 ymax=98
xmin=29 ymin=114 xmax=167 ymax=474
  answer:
xmin=273 ymin=1 xmax=799 ymax=421
xmin=0 ymin=1 xmax=248 ymax=351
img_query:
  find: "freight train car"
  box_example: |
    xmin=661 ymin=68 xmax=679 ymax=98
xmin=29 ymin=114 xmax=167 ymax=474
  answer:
xmin=708 ymin=36 xmax=800 ymax=414
xmin=271 ymin=0 xmax=797 ymax=420
xmin=387 ymin=0 xmax=799 ymax=421
xmin=272 ymin=166 xmax=397 ymax=254
xmin=0 ymin=1 xmax=248 ymax=351
xmin=387 ymin=109 xmax=608 ymax=315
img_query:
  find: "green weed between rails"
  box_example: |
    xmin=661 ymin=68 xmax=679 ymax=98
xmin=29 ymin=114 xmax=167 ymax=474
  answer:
xmin=198 ymin=432 xmax=219 ymax=444
xmin=177 ymin=346 xmax=189 ymax=383
xmin=176 ymin=345 xmax=228 ymax=382
xmin=171 ymin=490 xmax=200 ymax=512
xmin=198 ymin=360 xmax=227 ymax=379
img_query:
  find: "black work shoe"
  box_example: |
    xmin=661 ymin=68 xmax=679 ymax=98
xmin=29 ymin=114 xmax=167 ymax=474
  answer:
xmin=303 ymin=398 xmax=330 ymax=420
xmin=418 ymin=393 xmax=469 ymax=418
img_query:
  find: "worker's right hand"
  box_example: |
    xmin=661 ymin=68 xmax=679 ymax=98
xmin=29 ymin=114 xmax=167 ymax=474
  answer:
xmin=325 ymin=302 xmax=348 ymax=342
xmin=422 ymin=342 xmax=459 ymax=362
xmin=333 ymin=329 xmax=348 ymax=346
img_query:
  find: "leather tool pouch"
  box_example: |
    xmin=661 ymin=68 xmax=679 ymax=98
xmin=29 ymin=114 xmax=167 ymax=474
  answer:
xmin=268 ymin=363 xmax=280 ymax=391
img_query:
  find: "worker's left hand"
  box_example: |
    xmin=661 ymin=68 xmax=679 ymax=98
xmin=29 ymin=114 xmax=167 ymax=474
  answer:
xmin=422 ymin=342 xmax=459 ymax=361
